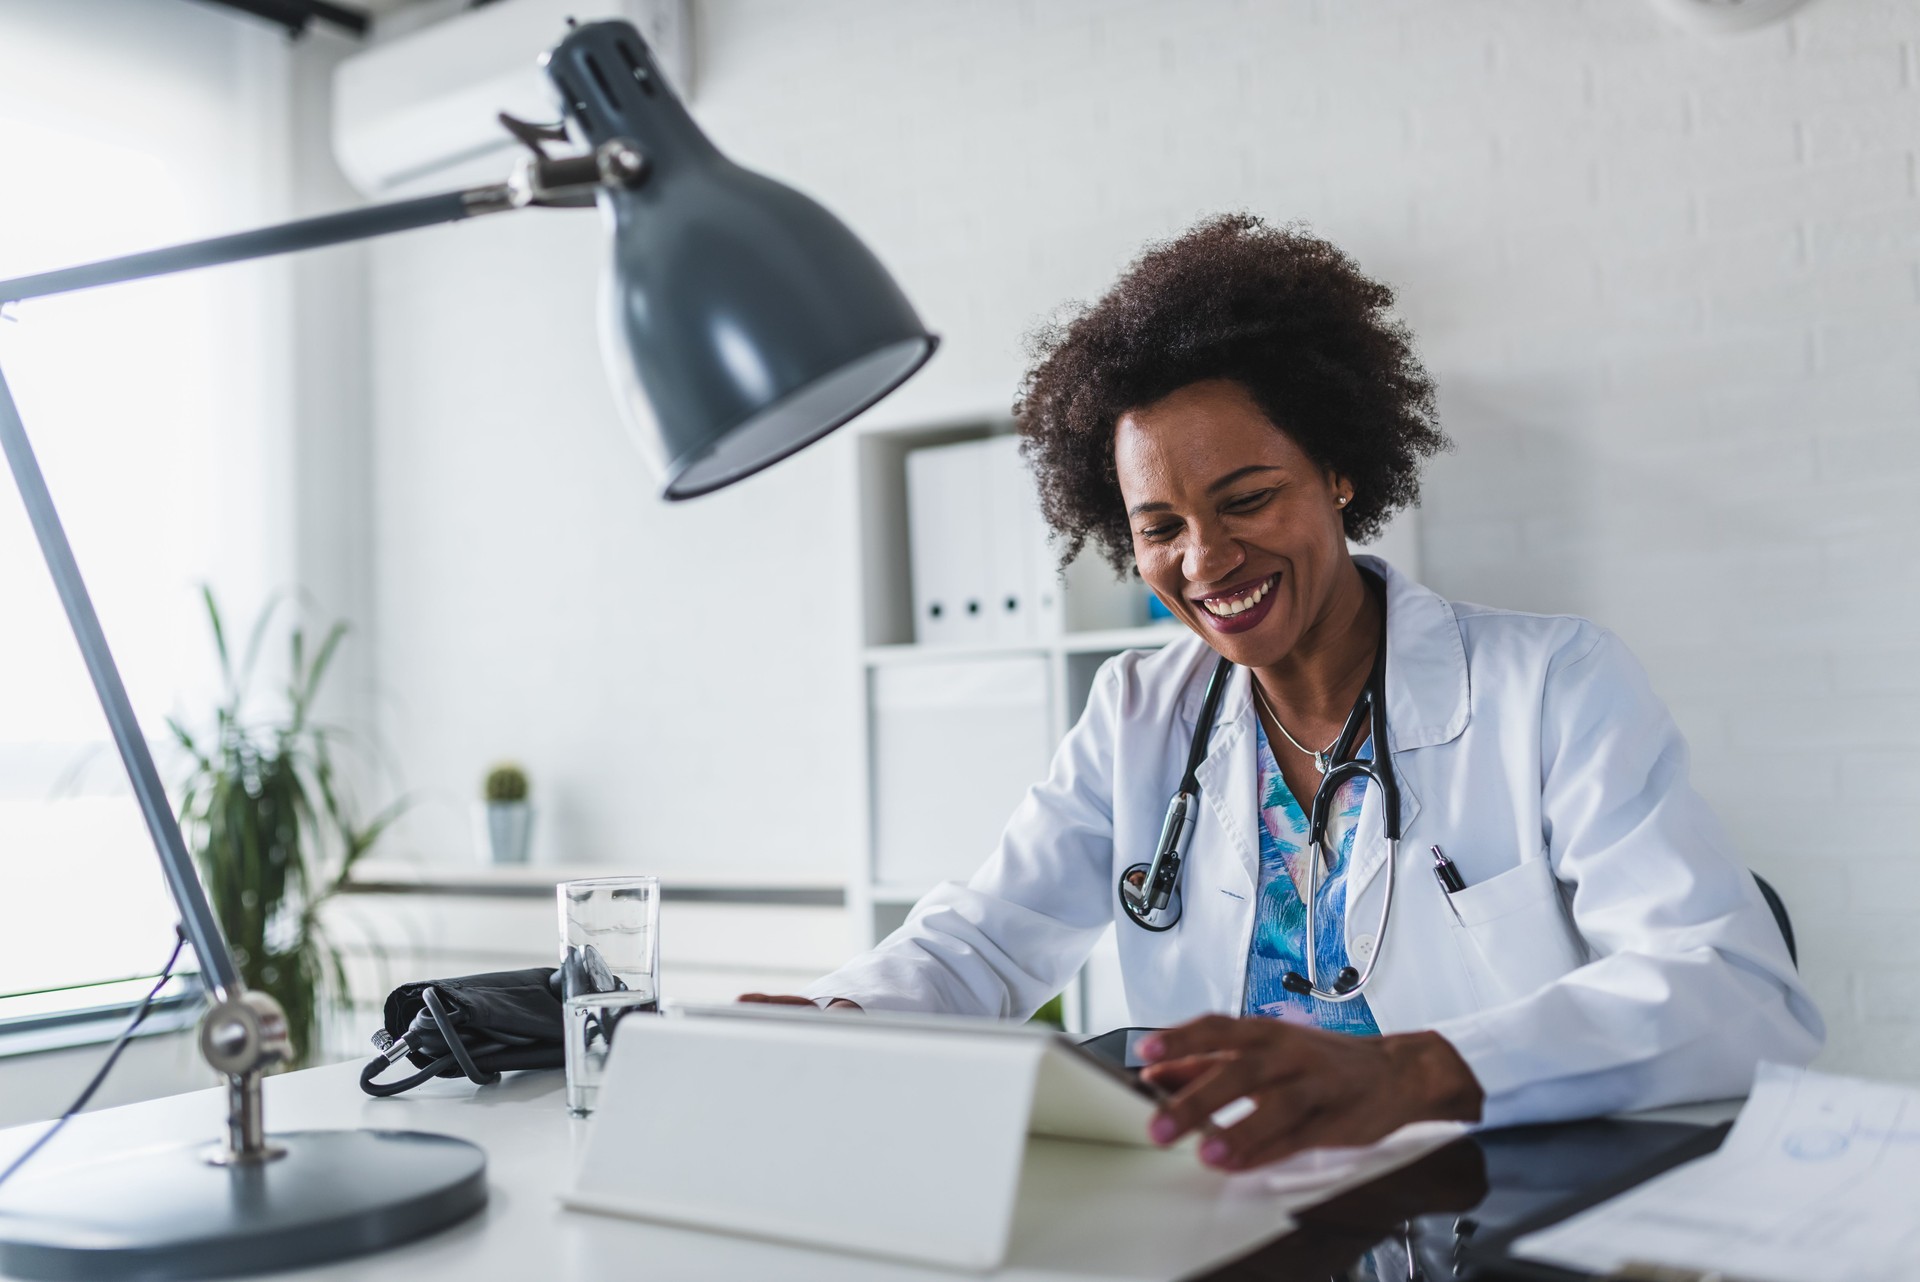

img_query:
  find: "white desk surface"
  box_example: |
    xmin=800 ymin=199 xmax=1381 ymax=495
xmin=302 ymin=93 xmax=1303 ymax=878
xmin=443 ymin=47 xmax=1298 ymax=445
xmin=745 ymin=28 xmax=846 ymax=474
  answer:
xmin=0 ymin=1061 xmax=1454 ymax=1282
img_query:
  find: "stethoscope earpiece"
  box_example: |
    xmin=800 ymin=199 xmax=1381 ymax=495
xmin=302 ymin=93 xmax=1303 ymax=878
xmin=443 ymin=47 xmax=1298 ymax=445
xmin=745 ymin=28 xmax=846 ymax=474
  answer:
xmin=1282 ymin=967 xmax=1358 ymax=995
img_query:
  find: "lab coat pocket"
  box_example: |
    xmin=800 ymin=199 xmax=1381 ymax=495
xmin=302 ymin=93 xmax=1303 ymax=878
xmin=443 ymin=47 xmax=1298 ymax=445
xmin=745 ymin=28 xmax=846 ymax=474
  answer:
xmin=1445 ymin=856 xmax=1586 ymax=1005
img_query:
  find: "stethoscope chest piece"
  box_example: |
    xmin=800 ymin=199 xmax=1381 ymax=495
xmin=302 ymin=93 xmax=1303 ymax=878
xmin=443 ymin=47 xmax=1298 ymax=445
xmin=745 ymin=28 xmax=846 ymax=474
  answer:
xmin=1115 ymin=655 xmax=1233 ymax=936
xmin=1119 ymin=861 xmax=1182 ymax=931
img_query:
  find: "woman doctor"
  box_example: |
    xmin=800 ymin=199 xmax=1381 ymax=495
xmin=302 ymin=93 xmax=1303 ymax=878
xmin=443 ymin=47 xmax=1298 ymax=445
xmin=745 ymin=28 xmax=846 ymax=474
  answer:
xmin=744 ymin=215 xmax=1823 ymax=1172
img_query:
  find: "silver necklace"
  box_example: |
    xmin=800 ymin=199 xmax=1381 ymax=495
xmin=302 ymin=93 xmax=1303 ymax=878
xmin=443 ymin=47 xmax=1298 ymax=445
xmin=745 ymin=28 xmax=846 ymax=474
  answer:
xmin=1251 ymin=679 xmax=1340 ymax=775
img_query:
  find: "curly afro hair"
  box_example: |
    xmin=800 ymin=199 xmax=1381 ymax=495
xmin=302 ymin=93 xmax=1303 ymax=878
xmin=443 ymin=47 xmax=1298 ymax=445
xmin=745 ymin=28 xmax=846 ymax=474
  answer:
xmin=1014 ymin=214 xmax=1449 ymax=575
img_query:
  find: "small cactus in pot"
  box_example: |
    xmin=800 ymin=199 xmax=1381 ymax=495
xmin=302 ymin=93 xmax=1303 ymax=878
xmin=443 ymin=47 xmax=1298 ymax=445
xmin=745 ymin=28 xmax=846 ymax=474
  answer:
xmin=478 ymin=762 xmax=534 ymax=864
xmin=485 ymin=763 xmax=529 ymax=805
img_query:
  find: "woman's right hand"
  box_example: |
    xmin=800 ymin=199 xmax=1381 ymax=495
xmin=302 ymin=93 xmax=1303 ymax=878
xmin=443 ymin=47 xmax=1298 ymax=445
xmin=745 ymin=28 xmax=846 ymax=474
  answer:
xmin=736 ymin=993 xmax=863 ymax=1011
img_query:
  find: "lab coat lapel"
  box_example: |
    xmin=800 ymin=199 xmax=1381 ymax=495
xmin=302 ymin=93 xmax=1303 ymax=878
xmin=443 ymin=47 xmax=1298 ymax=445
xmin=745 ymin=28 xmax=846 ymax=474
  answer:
xmin=1345 ymin=556 xmax=1461 ymax=903
xmin=1189 ymin=664 xmax=1258 ymax=1014
xmin=1345 ymin=759 xmax=1421 ymax=908
xmin=1193 ymin=664 xmax=1259 ymax=899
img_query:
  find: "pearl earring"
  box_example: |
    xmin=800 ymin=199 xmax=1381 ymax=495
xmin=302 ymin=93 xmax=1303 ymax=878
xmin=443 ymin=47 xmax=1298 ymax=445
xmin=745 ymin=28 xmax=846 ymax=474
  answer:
xmin=1337 ymin=495 xmax=1349 ymax=507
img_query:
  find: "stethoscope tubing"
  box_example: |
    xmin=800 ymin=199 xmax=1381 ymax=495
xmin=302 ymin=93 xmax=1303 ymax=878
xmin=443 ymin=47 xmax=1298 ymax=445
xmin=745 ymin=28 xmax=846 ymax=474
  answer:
xmin=1292 ymin=688 xmax=1399 ymax=1001
xmin=1121 ymin=573 xmax=1400 ymax=1004
xmin=1301 ymin=816 xmax=1395 ymax=1002
xmin=359 ymin=985 xmax=514 ymax=1097
xmin=1117 ymin=653 xmax=1234 ymax=932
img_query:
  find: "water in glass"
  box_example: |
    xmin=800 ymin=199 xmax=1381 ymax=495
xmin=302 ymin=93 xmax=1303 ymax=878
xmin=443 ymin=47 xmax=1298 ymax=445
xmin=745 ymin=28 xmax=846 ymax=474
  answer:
xmin=558 ymin=875 xmax=660 ymax=1116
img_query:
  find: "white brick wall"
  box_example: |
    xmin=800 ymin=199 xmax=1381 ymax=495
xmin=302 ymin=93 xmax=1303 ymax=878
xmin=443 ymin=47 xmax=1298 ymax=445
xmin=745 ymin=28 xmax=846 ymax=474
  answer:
xmin=366 ymin=0 xmax=1919 ymax=1079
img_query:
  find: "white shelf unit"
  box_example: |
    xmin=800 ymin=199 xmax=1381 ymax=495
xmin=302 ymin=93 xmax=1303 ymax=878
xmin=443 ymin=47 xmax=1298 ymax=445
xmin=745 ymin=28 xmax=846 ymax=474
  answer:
xmin=848 ymin=420 xmax=1184 ymax=1034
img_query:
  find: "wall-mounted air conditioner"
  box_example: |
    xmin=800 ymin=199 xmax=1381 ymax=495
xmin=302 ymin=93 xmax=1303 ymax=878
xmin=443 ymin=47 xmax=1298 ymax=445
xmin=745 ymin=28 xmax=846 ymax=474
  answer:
xmin=332 ymin=0 xmax=691 ymax=198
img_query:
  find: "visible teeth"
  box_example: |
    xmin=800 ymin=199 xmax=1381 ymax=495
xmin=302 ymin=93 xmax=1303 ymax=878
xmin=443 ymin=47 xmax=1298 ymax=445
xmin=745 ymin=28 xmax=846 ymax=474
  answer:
xmin=1201 ymin=576 xmax=1274 ymax=617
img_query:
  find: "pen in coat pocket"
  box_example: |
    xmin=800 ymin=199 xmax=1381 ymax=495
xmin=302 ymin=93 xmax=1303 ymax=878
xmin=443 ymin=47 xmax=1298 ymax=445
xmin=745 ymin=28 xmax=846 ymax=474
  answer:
xmin=1431 ymin=845 xmax=1466 ymax=894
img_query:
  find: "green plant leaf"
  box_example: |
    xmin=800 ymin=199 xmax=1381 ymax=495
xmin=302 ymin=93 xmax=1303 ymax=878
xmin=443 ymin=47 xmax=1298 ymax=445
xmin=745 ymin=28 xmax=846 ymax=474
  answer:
xmin=341 ymin=793 xmax=414 ymax=880
xmin=164 ymin=716 xmax=211 ymax=772
xmin=235 ymin=592 xmax=283 ymax=704
xmin=202 ymin=585 xmax=231 ymax=692
xmin=297 ymin=622 xmax=349 ymax=724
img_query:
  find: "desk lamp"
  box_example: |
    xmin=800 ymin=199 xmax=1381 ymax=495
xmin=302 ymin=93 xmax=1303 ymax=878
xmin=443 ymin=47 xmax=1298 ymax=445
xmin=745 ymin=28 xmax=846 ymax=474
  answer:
xmin=0 ymin=20 xmax=933 ymax=1280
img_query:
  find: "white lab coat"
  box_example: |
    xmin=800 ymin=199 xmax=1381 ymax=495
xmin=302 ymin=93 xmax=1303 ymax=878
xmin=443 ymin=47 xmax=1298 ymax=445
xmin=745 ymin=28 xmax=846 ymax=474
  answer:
xmin=806 ymin=557 xmax=1824 ymax=1127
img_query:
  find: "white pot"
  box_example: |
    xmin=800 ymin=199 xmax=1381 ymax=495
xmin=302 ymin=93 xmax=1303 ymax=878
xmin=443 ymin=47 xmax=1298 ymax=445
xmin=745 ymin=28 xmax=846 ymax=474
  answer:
xmin=475 ymin=801 xmax=534 ymax=865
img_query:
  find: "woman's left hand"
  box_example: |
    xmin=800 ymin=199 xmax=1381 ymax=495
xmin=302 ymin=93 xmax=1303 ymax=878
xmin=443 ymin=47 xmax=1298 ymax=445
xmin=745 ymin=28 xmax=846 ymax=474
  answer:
xmin=1136 ymin=1016 xmax=1484 ymax=1171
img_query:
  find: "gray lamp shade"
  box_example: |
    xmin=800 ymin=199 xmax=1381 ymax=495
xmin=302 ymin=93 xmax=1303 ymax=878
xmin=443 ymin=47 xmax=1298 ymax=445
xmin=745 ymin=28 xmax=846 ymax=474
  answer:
xmin=547 ymin=22 xmax=937 ymax=499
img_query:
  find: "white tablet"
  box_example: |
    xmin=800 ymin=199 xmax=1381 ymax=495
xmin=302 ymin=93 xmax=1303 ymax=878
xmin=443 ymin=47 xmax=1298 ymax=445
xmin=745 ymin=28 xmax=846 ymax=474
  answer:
xmin=668 ymin=1001 xmax=1170 ymax=1147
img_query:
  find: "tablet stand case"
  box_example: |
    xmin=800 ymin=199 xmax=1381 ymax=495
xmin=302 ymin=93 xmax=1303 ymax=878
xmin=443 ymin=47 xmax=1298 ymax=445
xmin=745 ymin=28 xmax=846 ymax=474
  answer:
xmin=560 ymin=1010 xmax=1177 ymax=1271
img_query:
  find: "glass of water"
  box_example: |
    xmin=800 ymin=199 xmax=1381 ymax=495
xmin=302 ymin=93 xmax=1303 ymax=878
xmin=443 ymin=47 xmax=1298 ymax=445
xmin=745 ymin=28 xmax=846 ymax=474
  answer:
xmin=558 ymin=875 xmax=660 ymax=1116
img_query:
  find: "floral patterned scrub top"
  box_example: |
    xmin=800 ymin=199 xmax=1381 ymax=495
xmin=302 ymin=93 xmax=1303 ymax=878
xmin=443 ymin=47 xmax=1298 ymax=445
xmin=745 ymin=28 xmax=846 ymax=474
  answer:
xmin=1242 ymin=719 xmax=1382 ymax=1035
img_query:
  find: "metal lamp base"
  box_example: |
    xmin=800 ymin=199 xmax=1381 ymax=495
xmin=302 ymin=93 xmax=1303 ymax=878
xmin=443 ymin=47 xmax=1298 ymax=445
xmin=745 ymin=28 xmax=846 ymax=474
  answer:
xmin=0 ymin=1129 xmax=487 ymax=1281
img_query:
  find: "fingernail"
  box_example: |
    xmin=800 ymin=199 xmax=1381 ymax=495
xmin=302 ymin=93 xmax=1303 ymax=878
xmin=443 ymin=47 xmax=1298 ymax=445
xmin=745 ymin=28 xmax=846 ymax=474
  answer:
xmin=1149 ymin=1115 xmax=1178 ymax=1144
xmin=1200 ymin=1138 xmax=1230 ymax=1167
xmin=1137 ymin=1035 xmax=1164 ymax=1060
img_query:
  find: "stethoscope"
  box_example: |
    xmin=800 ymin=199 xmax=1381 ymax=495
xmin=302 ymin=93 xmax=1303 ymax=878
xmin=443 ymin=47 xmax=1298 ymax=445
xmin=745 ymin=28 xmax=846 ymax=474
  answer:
xmin=1118 ymin=598 xmax=1402 ymax=1003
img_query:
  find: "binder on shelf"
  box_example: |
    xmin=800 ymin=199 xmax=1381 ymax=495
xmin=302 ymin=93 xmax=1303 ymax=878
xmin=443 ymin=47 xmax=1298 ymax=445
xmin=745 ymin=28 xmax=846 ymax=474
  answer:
xmin=903 ymin=431 xmax=1148 ymax=647
xmin=906 ymin=439 xmax=992 ymax=645
xmin=981 ymin=434 xmax=1060 ymax=643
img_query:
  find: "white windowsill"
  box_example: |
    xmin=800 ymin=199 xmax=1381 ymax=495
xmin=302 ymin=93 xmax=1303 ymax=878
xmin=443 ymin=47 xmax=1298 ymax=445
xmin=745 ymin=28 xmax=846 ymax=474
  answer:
xmin=0 ymin=976 xmax=203 ymax=1060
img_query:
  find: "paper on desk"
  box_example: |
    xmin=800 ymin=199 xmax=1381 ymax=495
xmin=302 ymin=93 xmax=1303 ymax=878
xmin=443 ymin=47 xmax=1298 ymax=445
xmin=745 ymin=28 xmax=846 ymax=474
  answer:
xmin=1246 ymin=1119 xmax=1469 ymax=1197
xmin=1513 ymin=1063 xmax=1920 ymax=1282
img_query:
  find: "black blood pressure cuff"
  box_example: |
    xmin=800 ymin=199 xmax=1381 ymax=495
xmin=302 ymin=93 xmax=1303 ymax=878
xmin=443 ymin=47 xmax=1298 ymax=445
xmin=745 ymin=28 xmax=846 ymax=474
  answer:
xmin=360 ymin=967 xmax=565 ymax=1097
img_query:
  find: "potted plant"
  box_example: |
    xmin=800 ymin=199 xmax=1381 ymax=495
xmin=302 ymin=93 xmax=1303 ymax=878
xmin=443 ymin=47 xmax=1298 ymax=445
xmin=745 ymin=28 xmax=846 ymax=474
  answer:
xmin=169 ymin=590 xmax=406 ymax=1068
xmin=479 ymin=762 xmax=534 ymax=864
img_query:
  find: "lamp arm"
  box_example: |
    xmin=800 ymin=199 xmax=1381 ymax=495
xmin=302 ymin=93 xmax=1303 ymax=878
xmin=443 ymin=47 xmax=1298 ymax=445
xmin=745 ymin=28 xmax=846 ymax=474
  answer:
xmin=0 ymin=177 xmax=555 ymax=1146
xmin=0 ymin=183 xmax=520 ymax=306
xmin=0 ymin=359 xmax=248 ymax=1001
xmin=0 ymin=179 xmax=537 ymax=1007
xmin=0 ymin=362 xmax=244 ymax=998
xmin=0 ymin=136 xmax=645 ymax=1163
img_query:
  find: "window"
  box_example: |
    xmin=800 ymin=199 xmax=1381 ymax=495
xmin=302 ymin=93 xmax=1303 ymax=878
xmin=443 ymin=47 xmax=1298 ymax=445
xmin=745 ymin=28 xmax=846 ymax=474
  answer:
xmin=0 ymin=0 xmax=292 ymax=1024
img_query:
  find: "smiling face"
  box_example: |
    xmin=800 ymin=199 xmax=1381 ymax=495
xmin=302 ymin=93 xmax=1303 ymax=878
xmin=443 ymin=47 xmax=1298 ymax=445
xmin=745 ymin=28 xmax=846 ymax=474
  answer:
xmin=1115 ymin=379 xmax=1356 ymax=670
